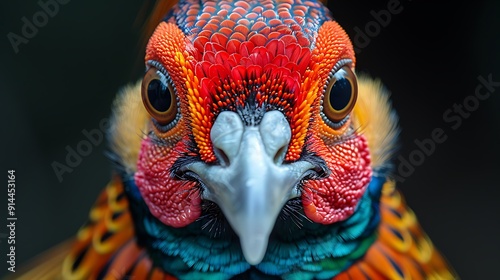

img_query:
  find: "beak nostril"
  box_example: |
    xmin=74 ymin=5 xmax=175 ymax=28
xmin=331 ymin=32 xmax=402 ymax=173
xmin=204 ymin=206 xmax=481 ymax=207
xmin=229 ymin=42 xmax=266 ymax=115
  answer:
xmin=213 ymin=147 xmax=230 ymax=167
xmin=210 ymin=111 xmax=244 ymax=166
xmin=273 ymin=145 xmax=288 ymax=164
xmin=259 ymin=111 xmax=292 ymax=164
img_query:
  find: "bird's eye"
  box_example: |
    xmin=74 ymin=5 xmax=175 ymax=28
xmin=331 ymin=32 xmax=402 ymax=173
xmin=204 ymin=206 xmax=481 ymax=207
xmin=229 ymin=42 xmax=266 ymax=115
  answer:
xmin=141 ymin=67 xmax=178 ymax=125
xmin=322 ymin=66 xmax=358 ymax=126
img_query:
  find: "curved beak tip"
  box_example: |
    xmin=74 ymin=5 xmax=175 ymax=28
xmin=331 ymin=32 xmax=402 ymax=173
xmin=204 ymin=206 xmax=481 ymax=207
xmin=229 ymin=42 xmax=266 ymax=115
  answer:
xmin=241 ymin=236 xmax=268 ymax=265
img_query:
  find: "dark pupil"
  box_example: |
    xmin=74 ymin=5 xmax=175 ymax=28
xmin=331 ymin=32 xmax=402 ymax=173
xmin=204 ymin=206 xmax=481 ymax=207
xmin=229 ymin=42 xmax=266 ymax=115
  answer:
xmin=148 ymin=79 xmax=171 ymax=112
xmin=329 ymin=77 xmax=352 ymax=111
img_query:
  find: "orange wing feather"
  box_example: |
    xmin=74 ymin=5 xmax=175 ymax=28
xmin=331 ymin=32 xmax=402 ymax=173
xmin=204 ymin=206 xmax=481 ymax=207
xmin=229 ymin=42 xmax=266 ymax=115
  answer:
xmin=62 ymin=177 xmax=175 ymax=280
xmin=334 ymin=180 xmax=458 ymax=280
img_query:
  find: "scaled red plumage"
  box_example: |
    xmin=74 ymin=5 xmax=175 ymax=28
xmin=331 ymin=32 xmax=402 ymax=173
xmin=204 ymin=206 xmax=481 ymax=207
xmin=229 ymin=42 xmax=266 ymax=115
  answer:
xmin=7 ymin=1 xmax=458 ymax=279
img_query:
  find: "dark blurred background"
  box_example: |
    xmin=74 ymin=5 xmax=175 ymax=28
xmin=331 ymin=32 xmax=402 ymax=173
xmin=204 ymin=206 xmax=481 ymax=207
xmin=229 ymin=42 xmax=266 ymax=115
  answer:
xmin=1 ymin=0 xmax=499 ymax=278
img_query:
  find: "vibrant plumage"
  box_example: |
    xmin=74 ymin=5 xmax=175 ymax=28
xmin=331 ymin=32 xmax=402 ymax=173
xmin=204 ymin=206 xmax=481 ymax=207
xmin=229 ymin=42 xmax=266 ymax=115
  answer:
xmin=11 ymin=0 xmax=457 ymax=279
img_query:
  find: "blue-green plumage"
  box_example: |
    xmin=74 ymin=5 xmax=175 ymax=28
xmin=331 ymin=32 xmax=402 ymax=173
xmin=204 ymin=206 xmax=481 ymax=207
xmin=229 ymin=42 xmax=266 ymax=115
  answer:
xmin=122 ymin=174 xmax=385 ymax=280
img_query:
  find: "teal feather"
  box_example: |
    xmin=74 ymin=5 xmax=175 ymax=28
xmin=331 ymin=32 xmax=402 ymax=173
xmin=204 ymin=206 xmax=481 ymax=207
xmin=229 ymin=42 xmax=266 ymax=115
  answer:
xmin=123 ymin=175 xmax=384 ymax=279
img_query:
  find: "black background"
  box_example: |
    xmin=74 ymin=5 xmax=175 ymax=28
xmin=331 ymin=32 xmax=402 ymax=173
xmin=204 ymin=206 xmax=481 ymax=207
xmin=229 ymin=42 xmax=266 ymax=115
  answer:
xmin=1 ymin=0 xmax=499 ymax=278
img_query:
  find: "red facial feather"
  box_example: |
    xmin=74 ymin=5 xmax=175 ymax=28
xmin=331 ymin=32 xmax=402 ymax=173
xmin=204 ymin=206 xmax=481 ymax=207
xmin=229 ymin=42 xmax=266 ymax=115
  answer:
xmin=298 ymin=21 xmax=372 ymax=223
xmin=302 ymin=135 xmax=372 ymax=224
xmin=137 ymin=23 xmax=204 ymax=227
xmin=137 ymin=2 xmax=371 ymax=227
xmin=135 ymin=137 xmax=201 ymax=227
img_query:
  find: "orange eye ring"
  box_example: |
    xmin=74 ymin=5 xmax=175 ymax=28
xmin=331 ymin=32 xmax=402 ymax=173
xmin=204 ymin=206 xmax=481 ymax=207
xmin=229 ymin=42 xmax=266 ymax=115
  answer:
xmin=322 ymin=65 xmax=358 ymax=127
xmin=141 ymin=67 xmax=178 ymax=125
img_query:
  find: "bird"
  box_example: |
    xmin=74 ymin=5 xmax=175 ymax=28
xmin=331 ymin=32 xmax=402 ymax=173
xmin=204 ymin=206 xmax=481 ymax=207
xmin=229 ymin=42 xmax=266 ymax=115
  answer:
xmin=12 ymin=0 xmax=457 ymax=279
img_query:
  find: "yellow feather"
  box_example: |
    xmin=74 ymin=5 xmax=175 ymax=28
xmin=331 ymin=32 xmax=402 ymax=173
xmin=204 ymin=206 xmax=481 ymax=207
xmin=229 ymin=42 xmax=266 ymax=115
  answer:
xmin=352 ymin=75 xmax=399 ymax=171
xmin=108 ymin=81 xmax=149 ymax=173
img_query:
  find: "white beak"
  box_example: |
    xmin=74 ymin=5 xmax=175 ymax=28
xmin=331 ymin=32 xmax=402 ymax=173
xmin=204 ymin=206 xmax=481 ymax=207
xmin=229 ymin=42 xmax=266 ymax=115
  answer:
xmin=185 ymin=111 xmax=314 ymax=265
